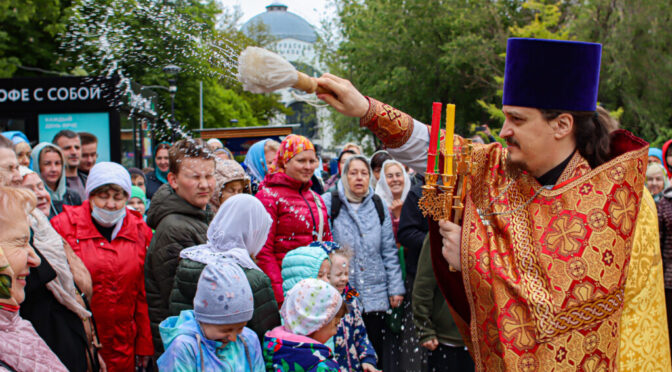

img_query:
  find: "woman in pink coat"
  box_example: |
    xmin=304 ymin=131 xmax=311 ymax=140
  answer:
xmin=0 ymin=187 xmax=68 ymax=372
xmin=255 ymin=135 xmax=332 ymax=305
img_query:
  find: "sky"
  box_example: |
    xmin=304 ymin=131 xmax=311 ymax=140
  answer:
xmin=227 ymin=0 xmax=332 ymax=30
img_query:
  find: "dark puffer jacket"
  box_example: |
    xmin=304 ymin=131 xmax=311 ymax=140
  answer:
xmin=145 ymin=170 xmax=165 ymax=200
xmin=658 ymin=186 xmax=672 ymax=289
xmin=168 ymin=258 xmax=281 ymax=342
xmin=144 ymin=184 xmax=212 ymax=353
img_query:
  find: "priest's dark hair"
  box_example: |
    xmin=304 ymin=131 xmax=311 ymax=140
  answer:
xmin=540 ymin=108 xmax=611 ymax=169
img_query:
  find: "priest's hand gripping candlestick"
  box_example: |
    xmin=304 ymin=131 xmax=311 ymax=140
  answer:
xmin=419 ymin=104 xmax=474 ymax=225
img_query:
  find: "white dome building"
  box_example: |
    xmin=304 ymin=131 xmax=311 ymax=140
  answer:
xmin=241 ymin=2 xmax=332 ymax=148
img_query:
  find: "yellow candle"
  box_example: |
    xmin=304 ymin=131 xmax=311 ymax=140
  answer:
xmin=444 ymin=104 xmax=455 ymax=175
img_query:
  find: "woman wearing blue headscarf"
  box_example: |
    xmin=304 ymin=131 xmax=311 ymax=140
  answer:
xmin=145 ymin=142 xmax=171 ymax=200
xmin=649 ymin=148 xmax=664 ymax=165
xmin=2 ymin=131 xmax=32 ymax=168
xmin=243 ymin=139 xmax=279 ymax=194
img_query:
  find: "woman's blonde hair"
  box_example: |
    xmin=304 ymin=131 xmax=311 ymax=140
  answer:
xmin=329 ymin=245 xmax=354 ymax=261
xmin=264 ymin=139 xmax=280 ymax=152
xmin=0 ymin=187 xmax=36 ymax=236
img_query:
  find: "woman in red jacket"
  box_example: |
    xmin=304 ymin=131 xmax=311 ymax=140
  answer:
xmin=255 ymin=135 xmax=332 ymax=304
xmin=51 ymin=162 xmax=154 ymax=372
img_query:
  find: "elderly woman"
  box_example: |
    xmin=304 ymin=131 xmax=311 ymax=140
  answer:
xmin=255 ymin=135 xmax=332 ymax=305
xmin=19 ymin=166 xmax=53 ymax=218
xmin=51 ymin=162 xmax=154 ymax=371
xmin=19 ymin=166 xmax=101 ymax=371
xmin=31 ymin=142 xmax=82 ymax=217
xmin=0 ymin=186 xmax=69 ymax=371
xmin=322 ymin=155 xmax=405 ymax=370
xmin=14 ymin=141 xmax=32 ymax=169
xmin=169 ymin=193 xmax=280 ymax=342
xmin=375 ymin=159 xmax=411 ymax=238
xmin=208 ymin=158 xmax=250 ymax=214
xmin=647 ymin=162 xmax=669 ymax=202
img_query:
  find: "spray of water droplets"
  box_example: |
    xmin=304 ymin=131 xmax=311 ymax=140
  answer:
xmin=60 ymin=0 xmax=243 ymax=140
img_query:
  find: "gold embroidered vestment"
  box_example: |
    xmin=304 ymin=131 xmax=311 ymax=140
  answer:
xmin=360 ymin=98 xmax=652 ymax=371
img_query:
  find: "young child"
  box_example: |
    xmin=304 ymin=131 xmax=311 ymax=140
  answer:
xmin=327 ymin=245 xmax=379 ymax=372
xmin=281 ymin=244 xmax=331 ymax=295
xmin=264 ymin=278 xmax=347 ymax=372
xmin=158 ymin=262 xmax=265 ymax=372
xmin=127 ymin=185 xmax=147 ymax=215
xmin=128 ymin=168 xmax=147 ymax=193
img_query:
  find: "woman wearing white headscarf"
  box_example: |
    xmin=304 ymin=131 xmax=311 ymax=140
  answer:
xmin=374 ymin=159 xmax=411 ymax=239
xmin=51 ymin=162 xmax=154 ymax=371
xmin=169 ymin=193 xmax=281 ymax=341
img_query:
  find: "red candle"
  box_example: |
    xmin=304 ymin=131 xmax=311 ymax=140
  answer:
xmin=427 ymin=102 xmax=442 ymax=173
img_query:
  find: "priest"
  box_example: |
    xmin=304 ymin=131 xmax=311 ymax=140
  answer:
xmin=316 ymin=38 xmax=668 ymax=371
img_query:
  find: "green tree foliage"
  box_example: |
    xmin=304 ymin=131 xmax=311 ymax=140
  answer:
xmin=63 ymin=0 xmax=289 ymax=130
xmin=0 ymin=0 xmax=76 ymax=77
xmin=322 ymin=0 xmax=672 ymax=144
xmin=1 ymin=0 xmax=288 ymax=131
xmin=320 ymin=0 xmax=525 ymax=145
xmin=569 ymin=0 xmax=672 ymax=145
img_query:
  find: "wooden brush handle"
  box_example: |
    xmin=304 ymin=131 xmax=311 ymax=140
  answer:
xmin=293 ymin=71 xmax=332 ymax=95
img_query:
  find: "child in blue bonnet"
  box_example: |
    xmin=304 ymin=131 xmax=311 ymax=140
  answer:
xmin=157 ymin=262 xmax=265 ymax=372
xmin=320 ymin=242 xmax=379 ymax=372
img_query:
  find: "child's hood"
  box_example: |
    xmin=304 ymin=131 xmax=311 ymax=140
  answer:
xmin=159 ymin=310 xmax=203 ymax=349
xmin=264 ymin=326 xmax=334 ymax=369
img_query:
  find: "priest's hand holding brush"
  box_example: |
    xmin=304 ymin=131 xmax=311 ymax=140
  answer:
xmin=237 ymin=47 xmax=368 ymax=116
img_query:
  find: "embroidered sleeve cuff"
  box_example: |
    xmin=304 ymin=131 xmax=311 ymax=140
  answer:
xmin=359 ymin=97 xmax=414 ymax=148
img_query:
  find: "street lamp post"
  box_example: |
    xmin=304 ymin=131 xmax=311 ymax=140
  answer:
xmin=163 ymin=64 xmax=181 ymax=120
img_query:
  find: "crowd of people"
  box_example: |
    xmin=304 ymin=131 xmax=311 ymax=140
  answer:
xmin=3 ymin=36 xmax=672 ymax=372
xmin=4 ymin=118 xmax=671 ymax=372
xmin=0 ymin=125 xmax=479 ymax=372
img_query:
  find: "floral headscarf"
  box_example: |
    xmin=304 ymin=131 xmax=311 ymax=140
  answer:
xmin=268 ymin=134 xmax=315 ymax=174
xmin=210 ymin=158 xmax=250 ymax=212
xmin=0 ymin=246 xmax=13 ymax=302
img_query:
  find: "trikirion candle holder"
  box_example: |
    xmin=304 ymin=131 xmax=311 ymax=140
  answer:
xmin=420 ymin=139 xmax=474 ymax=225
xmin=419 ymin=140 xmax=474 ymax=272
xmin=419 ymin=172 xmax=440 ymax=219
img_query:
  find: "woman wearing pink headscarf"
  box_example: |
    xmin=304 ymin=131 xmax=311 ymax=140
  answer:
xmin=255 ymin=135 xmax=332 ymax=305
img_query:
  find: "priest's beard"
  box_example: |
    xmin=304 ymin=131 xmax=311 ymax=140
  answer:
xmin=504 ymin=152 xmax=526 ymax=179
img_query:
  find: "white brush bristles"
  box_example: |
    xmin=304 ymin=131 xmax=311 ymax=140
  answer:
xmin=237 ymin=46 xmax=298 ymax=93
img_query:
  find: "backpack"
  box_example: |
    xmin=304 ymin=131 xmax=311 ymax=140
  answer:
xmin=330 ymin=189 xmax=386 ymax=225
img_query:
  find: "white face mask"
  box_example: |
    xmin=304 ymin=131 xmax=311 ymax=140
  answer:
xmin=91 ymin=204 xmax=126 ymax=227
